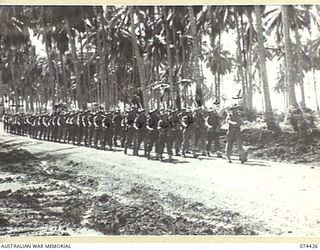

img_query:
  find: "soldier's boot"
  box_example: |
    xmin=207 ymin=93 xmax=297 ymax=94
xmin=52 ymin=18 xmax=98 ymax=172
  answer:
xmin=155 ymin=153 xmax=160 ymax=160
xmin=227 ymin=155 xmax=232 ymax=163
xmin=201 ymin=151 xmax=206 ymax=156
xmin=168 ymin=154 xmax=173 ymax=162
xmin=144 ymin=150 xmax=147 ymax=158
xmin=193 ymin=150 xmax=198 ymax=158
xmin=124 ymin=147 xmax=127 ymax=154
xmin=206 ymin=151 xmax=211 ymax=157
xmin=175 ymin=149 xmax=181 ymax=156
xmin=147 ymin=151 xmax=151 ymax=160
xmin=182 ymin=150 xmax=186 ymax=158
xmin=159 ymin=154 xmax=163 ymax=162
xmin=217 ymin=151 xmax=222 ymax=158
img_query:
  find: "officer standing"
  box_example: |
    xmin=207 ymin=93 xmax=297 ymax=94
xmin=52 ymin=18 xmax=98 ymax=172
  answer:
xmin=93 ymin=111 xmax=104 ymax=149
xmin=225 ymin=104 xmax=244 ymax=163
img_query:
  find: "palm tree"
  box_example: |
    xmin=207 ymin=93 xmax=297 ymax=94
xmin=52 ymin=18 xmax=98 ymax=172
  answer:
xmin=128 ymin=6 xmax=149 ymax=111
xmin=281 ymin=5 xmax=298 ymax=107
xmin=254 ymin=5 xmax=273 ymax=113
xmin=187 ymin=6 xmax=202 ymax=106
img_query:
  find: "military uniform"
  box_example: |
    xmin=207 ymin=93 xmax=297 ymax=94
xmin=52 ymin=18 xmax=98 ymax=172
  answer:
xmin=124 ymin=109 xmax=137 ymax=155
xmin=225 ymin=105 xmax=244 ymax=163
xmin=101 ymin=113 xmax=113 ymax=150
xmin=181 ymin=109 xmax=193 ymax=157
xmin=157 ymin=111 xmax=173 ymax=161
xmin=112 ymin=111 xmax=122 ymax=147
xmin=193 ymin=108 xmax=206 ymax=157
xmin=133 ymin=109 xmax=147 ymax=156
xmin=146 ymin=109 xmax=159 ymax=160
xmin=93 ymin=112 xmax=104 ymax=148
xmin=205 ymin=108 xmax=221 ymax=157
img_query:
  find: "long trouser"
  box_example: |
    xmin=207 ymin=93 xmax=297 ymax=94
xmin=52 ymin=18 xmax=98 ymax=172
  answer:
xmin=124 ymin=127 xmax=135 ymax=154
xmin=101 ymin=127 xmax=113 ymax=150
xmin=158 ymin=132 xmax=173 ymax=160
xmin=113 ymin=125 xmax=122 ymax=147
xmin=94 ymin=128 xmax=102 ymax=148
xmin=226 ymin=128 xmax=243 ymax=157
xmin=133 ymin=128 xmax=147 ymax=156
xmin=182 ymin=128 xmax=192 ymax=155
xmin=206 ymin=131 xmax=220 ymax=153
xmin=88 ymin=126 xmax=95 ymax=147
xmin=147 ymin=130 xmax=159 ymax=158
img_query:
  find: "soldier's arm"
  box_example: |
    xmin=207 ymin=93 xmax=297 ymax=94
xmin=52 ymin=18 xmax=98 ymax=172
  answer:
xmin=101 ymin=118 xmax=106 ymax=128
xmin=157 ymin=120 xmax=163 ymax=130
xmin=133 ymin=117 xmax=139 ymax=130
xmin=205 ymin=116 xmax=212 ymax=128
xmin=82 ymin=116 xmax=86 ymax=127
xmin=93 ymin=116 xmax=99 ymax=127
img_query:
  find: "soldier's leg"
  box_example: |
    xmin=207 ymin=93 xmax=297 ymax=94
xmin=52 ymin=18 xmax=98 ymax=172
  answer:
xmin=108 ymin=128 xmax=113 ymax=150
xmin=226 ymin=130 xmax=236 ymax=162
xmin=158 ymin=134 xmax=165 ymax=161
xmin=206 ymin=131 xmax=213 ymax=156
xmin=166 ymin=135 xmax=174 ymax=161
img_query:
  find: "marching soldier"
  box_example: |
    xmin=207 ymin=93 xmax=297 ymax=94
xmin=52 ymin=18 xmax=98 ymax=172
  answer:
xmin=181 ymin=107 xmax=193 ymax=158
xmin=112 ymin=108 xmax=123 ymax=147
xmin=124 ymin=107 xmax=137 ymax=155
xmin=101 ymin=112 xmax=113 ymax=151
xmin=87 ymin=111 xmax=95 ymax=147
xmin=157 ymin=109 xmax=173 ymax=162
xmin=133 ymin=108 xmax=147 ymax=156
xmin=225 ymin=104 xmax=244 ymax=163
xmin=205 ymin=107 xmax=222 ymax=157
xmin=146 ymin=108 xmax=159 ymax=160
xmin=193 ymin=107 xmax=206 ymax=157
xmin=93 ymin=111 xmax=104 ymax=149
xmin=168 ymin=108 xmax=182 ymax=156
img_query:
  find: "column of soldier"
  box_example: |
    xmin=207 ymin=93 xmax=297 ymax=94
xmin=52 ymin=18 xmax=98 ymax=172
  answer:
xmin=2 ymin=105 xmax=223 ymax=162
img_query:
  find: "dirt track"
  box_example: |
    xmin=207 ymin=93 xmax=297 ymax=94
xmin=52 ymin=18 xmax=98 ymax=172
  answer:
xmin=0 ymin=127 xmax=319 ymax=236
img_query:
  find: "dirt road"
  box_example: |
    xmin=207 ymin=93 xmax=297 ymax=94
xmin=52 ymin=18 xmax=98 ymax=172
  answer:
xmin=0 ymin=128 xmax=319 ymax=236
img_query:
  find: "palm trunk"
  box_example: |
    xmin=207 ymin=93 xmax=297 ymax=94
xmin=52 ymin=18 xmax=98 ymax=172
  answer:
xmin=65 ymin=18 xmax=83 ymax=109
xmin=247 ymin=11 xmax=254 ymax=109
xmin=59 ymin=52 xmax=68 ymax=102
xmin=240 ymin=12 xmax=249 ymax=109
xmin=281 ymin=5 xmax=298 ymax=108
xmin=255 ymin=5 xmax=272 ymax=113
xmin=293 ymin=17 xmax=306 ymax=110
xmin=85 ymin=23 xmax=92 ymax=103
xmin=313 ymin=68 xmax=320 ymax=112
xmin=163 ymin=7 xmax=175 ymax=108
xmin=187 ymin=6 xmax=202 ymax=106
xmin=129 ymin=6 xmax=149 ymax=112
xmin=235 ymin=12 xmax=246 ymax=108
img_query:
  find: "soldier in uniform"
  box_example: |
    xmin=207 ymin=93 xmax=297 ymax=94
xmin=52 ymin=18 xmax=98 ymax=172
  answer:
xmin=75 ymin=111 xmax=83 ymax=145
xmin=205 ymin=107 xmax=222 ymax=157
xmin=101 ymin=112 xmax=113 ymax=151
xmin=181 ymin=107 xmax=193 ymax=157
xmin=193 ymin=107 xmax=206 ymax=158
xmin=124 ymin=107 xmax=137 ymax=155
xmin=146 ymin=108 xmax=159 ymax=160
xmin=133 ymin=108 xmax=147 ymax=156
xmin=87 ymin=111 xmax=95 ymax=147
xmin=52 ymin=112 xmax=59 ymax=142
xmin=168 ymin=108 xmax=182 ymax=156
xmin=112 ymin=109 xmax=123 ymax=147
xmin=93 ymin=111 xmax=104 ymax=149
xmin=57 ymin=111 xmax=67 ymax=143
xmin=225 ymin=104 xmax=244 ymax=163
xmin=157 ymin=109 xmax=173 ymax=162
xmin=81 ymin=111 xmax=90 ymax=146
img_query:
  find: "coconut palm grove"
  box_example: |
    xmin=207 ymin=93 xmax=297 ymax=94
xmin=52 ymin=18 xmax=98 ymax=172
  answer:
xmin=0 ymin=5 xmax=320 ymax=236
